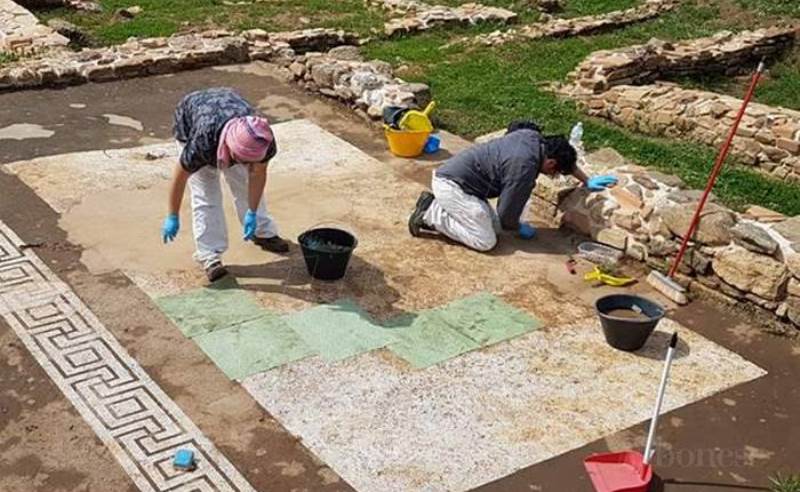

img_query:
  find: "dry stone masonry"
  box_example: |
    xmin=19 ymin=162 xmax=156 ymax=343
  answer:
xmin=288 ymin=47 xmax=431 ymax=119
xmin=470 ymin=0 xmax=678 ymax=47
xmin=579 ymin=84 xmax=800 ymax=182
xmin=0 ymin=28 xmax=347 ymax=89
xmin=0 ymin=0 xmax=68 ymax=54
xmin=523 ymin=143 xmax=800 ymax=329
xmin=0 ymin=0 xmax=430 ymax=118
xmin=0 ymin=24 xmax=430 ymax=119
xmin=560 ymin=28 xmax=800 ymax=181
xmin=367 ymin=0 xmax=517 ymax=37
xmin=564 ymin=28 xmax=796 ymax=95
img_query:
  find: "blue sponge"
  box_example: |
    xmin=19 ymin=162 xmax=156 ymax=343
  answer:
xmin=173 ymin=449 xmax=196 ymax=471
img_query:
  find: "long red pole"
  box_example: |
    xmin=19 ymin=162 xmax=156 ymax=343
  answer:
xmin=667 ymin=61 xmax=765 ymax=278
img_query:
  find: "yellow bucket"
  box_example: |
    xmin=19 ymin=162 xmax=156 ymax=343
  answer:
xmin=384 ymin=126 xmax=431 ymax=158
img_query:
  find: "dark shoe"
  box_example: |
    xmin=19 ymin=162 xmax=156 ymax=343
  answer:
xmin=253 ymin=235 xmax=290 ymax=253
xmin=408 ymin=191 xmax=435 ymax=237
xmin=204 ymin=260 xmax=229 ymax=283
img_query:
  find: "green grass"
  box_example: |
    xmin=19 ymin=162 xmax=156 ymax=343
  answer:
xmin=365 ymin=1 xmax=800 ymax=215
xmin=35 ymin=0 xmax=386 ymax=44
xmin=758 ymin=48 xmax=800 ymax=111
xmin=0 ymin=52 xmax=20 ymax=66
xmin=563 ymin=0 xmax=640 ymax=17
xmin=736 ymin=0 xmax=800 ymax=17
xmin=771 ymin=473 xmax=800 ymax=492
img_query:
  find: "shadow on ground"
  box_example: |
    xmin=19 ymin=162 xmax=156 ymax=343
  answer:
xmin=226 ymin=243 xmax=414 ymax=322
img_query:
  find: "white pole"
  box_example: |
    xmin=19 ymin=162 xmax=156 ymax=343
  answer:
xmin=643 ymin=332 xmax=679 ymax=467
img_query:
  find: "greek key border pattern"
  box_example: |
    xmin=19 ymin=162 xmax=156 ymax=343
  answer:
xmin=0 ymin=221 xmax=255 ymax=492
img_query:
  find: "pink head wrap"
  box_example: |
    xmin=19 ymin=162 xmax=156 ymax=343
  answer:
xmin=217 ymin=115 xmax=274 ymax=169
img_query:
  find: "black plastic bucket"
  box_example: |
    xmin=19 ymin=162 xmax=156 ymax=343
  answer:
xmin=595 ymin=294 xmax=665 ymax=351
xmin=298 ymin=228 xmax=358 ymax=281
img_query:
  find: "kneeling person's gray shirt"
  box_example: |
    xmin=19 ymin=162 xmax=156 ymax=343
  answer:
xmin=436 ymin=129 xmax=543 ymax=230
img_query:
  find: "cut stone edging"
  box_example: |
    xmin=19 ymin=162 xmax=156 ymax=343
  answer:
xmin=563 ymin=28 xmax=797 ymax=95
xmin=478 ymin=130 xmax=800 ymax=329
xmin=0 ymin=0 xmax=68 ymax=53
xmin=0 ymin=27 xmax=431 ymax=119
xmin=367 ymin=0 xmax=517 ymax=37
xmin=468 ymin=0 xmax=678 ymax=47
xmin=558 ymin=27 xmax=800 ymax=182
xmin=576 ymin=83 xmax=800 ymax=182
xmin=289 ymin=47 xmax=432 ymax=119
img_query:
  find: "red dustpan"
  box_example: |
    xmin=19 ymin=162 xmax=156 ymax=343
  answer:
xmin=584 ymin=451 xmax=652 ymax=492
xmin=584 ymin=333 xmax=679 ymax=492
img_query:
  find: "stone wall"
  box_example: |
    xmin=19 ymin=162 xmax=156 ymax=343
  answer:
xmin=0 ymin=28 xmax=353 ymax=90
xmin=523 ymin=143 xmax=800 ymax=329
xmin=0 ymin=26 xmax=430 ymax=118
xmin=565 ymin=28 xmax=797 ymax=94
xmin=367 ymin=0 xmax=516 ymax=37
xmin=0 ymin=0 xmax=68 ymax=53
xmin=288 ymin=46 xmax=431 ymax=119
xmin=578 ymin=83 xmax=800 ymax=182
xmin=470 ymin=0 xmax=677 ymax=47
xmin=558 ymin=27 xmax=800 ymax=181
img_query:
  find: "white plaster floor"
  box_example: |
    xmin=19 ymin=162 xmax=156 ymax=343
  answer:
xmin=243 ymin=319 xmax=765 ymax=492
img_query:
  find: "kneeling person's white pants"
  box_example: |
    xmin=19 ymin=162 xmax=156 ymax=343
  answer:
xmin=423 ymin=174 xmax=499 ymax=252
xmin=188 ymin=164 xmax=279 ymax=265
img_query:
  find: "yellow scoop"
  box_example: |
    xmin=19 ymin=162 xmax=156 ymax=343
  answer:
xmin=584 ymin=266 xmax=636 ymax=287
xmin=399 ymin=101 xmax=436 ymax=132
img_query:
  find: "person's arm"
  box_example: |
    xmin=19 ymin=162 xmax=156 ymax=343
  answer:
xmin=247 ymin=163 xmax=267 ymax=211
xmin=162 ymin=162 xmax=190 ymax=243
xmin=497 ymin=167 xmax=536 ymax=230
xmin=168 ymin=163 xmax=190 ymax=214
xmin=572 ymin=166 xmax=589 ymax=186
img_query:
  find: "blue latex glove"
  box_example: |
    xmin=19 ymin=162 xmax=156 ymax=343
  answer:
xmin=518 ymin=222 xmax=537 ymax=240
xmin=586 ymin=175 xmax=618 ymax=192
xmin=161 ymin=214 xmax=179 ymax=243
xmin=243 ymin=209 xmax=257 ymax=241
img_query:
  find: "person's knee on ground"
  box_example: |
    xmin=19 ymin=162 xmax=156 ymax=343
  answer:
xmin=468 ymin=232 xmax=497 ymax=252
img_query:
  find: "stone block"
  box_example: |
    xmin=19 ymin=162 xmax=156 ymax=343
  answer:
xmin=626 ymin=240 xmax=647 ymax=261
xmin=596 ymin=228 xmax=628 ymax=250
xmin=787 ymin=296 xmax=800 ymax=327
xmin=632 ymin=173 xmax=659 ymax=190
xmin=586 ymin=147 xmax=629 ymax=169
xmin=713 ymin=245 xmax=789 ymax=301
xmin=787 ymin=254 xmax=800 ymax=279
xmin=777 ymin=138 xmax=800 ymax=154
xmin=743 ymin=205 xmax=785 ymax=223
xmin=731 ymin=222 xmax=779 ymax=256
xmin=772 ymin=216 xmax=800 ymax=245
xmin=612 ymin=208 xmax=641 ymax=231
xmin=662 ymin=202 xmax=735 ymax=246
xmin=788 ymin=278 xmax=800 ymax=297
xmin=610 ymin=187 xmax=643 ymax=210
xmin=647 ymin=171 xmax=684 ymax=188
xmin=647 ymin=234 xmax=677 ymax=257
xmin=744 ymin=293 xmax=778 ymax=311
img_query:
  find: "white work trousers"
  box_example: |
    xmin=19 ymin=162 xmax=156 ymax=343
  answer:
xmin=188 ymin=164 xmax=279 ymax=265
xmin=423 ymin=174 xmax=500 ymax=252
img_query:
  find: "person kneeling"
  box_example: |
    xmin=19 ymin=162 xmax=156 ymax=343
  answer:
xmin=408 ymin=121 xmax=617 ymax=251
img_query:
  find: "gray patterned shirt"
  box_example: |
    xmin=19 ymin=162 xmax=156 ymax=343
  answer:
xmin=173 ymin=88 xmax=274 ymax=173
